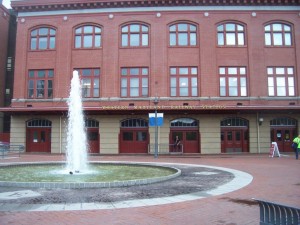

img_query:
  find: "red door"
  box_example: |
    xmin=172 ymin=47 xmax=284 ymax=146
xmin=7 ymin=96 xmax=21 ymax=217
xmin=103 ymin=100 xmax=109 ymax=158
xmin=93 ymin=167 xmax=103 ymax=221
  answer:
xmin=170 ymin=129 xmax=199 ymax=153
xmin=87 ymin=128 xmax=99 ymax=153
xmin=271 ymin=128 xmax=297 ymax=152
xmin=26 ymin=128 xmax=51 ymax=152
xmin=221 ymin=128 xmax=248 ymax=153
xmin=119 ymin=129 xmax=149 ymax=153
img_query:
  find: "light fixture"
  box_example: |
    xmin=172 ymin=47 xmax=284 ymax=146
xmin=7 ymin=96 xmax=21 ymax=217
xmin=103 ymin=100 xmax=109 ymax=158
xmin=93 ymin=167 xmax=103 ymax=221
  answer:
xmin=258 ymin=117 xmax=264 ymax=126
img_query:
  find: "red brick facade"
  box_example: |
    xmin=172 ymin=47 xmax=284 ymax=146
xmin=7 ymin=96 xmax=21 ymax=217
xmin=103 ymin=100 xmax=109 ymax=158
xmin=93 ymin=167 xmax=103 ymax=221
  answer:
xmin=2 ymin=0 xmax=300 ymax=154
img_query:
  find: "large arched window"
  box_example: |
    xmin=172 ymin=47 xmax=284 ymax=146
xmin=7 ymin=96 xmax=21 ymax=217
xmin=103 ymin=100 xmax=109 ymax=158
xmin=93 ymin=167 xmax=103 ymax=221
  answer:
xmin=221 ymin=117 xmax=248 ymax=127
xmin=265 ymin=23 xmax=292 ymax=46
xmin=30 ymin=27 xmax=56 ymax=50
xmin=121 ymin=23 xmax=149 ymax=47
xmin=121 ymin=118 xmax=148 ymax=127
xmin=169 ymin=23 xmax=197 ymax=46
xmin=75 ymin=25 xmax=102 ymax=48
xmin=217 ymin=22 xmax=245 ymax=46
xmin=170 ymin=118 xmax=198 ymax=127
xmin=27 ymin=119 xmax=52 ymax=127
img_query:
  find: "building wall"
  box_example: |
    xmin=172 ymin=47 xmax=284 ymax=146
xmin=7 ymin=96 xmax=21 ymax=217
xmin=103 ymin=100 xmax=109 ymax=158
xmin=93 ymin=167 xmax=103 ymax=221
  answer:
xmin=0 ymin=5 xmax=10 ymax=132
xmin=7 ymin=2 xmax=300 ymax=154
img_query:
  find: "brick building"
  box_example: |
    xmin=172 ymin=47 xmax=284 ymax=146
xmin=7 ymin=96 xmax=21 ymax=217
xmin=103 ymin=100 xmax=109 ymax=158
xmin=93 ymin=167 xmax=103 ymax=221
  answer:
xmin=0 ymin=1 xmax=15 ymax=142
xmin=1 ymin=0 xmax=300 ymax=155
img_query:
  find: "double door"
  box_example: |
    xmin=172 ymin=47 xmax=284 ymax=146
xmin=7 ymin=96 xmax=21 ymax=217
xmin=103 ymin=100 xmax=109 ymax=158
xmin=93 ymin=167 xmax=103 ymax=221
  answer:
xmin=221 ymin=128 xmax=248 ymax=153
xmin=170 ymin=129 xmax=199 ymax=153
xmin=26 ymin=128 xmax=51 ymax=153
xmin=119 ymin=129 xmax=149 ymax=153
xmin=270 ymin=128 xmax=297 ymax=152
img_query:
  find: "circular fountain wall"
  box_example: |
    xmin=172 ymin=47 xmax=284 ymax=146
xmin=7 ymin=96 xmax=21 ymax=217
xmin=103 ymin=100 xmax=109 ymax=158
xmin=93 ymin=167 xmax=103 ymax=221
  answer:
xmin=0 ymin=162 xmax=181 ymax=189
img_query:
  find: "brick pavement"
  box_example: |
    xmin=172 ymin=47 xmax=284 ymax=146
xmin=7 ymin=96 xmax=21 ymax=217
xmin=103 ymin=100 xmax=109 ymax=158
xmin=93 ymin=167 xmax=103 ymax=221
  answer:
xmin=0 ymin=153 xmax=299 ymax=225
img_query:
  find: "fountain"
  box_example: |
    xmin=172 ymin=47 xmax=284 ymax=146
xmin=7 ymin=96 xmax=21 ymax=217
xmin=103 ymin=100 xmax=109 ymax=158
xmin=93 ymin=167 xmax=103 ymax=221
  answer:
xmin=0 ymin=70 xmax=181 ymax=189
xmin=66 ymin=70 xmax=88 ymax=174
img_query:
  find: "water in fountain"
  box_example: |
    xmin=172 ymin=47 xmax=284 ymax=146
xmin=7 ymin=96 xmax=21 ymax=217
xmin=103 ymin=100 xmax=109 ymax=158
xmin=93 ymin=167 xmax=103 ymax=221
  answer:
xmin=66 ymin=70 xmax=88 ymax=173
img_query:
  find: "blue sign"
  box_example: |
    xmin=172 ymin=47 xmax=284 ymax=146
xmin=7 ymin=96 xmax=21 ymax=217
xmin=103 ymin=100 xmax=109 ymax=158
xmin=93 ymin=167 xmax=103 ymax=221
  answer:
xmin=149 ymin=113 xmax=164 ymax=127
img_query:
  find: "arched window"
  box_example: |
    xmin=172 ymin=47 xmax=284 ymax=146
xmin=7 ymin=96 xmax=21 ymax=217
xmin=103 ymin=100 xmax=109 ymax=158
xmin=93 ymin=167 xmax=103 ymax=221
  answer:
xmin=27 ymin=119 xmax=52 ymax=127
xmin=265 ymin=23 xmax=292 ymax=46
xmin=270 ymin=117 xmax=297 ymax=126
xmin=170 ymin=118 xmax=198 ymax=127
xmin=30 ymin=27 xmax=56 ymax=50
xmin=221 ymin=117 xmax=248 ymax=127
xmin=169 ymin=23 xmax=197 ymax=46
xmin=121 ymin=24 xmax=149 ymax=47
xmin=121 ymin=118 xmax=148 ymax=127
xmin=217 ymin=22 xmax=245 ymax=46
xmin=85 ymin=119 xmax=99 ymax=128
xmin=75 ymin=25 xmax=102 ymax=48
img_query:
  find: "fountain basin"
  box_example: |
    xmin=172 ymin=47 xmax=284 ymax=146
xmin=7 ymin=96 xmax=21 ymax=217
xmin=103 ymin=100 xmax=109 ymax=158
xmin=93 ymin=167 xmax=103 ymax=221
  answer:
xmin=0 ymin=162 xmax=181 ymax=189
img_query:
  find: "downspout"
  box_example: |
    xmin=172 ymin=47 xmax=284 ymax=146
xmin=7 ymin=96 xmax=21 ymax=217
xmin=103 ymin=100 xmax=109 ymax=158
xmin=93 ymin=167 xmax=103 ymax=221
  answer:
xmin=59 ymin=116 xmax=62 ymax=154
xmin=257 ymin=112 xmax=261 ymax=154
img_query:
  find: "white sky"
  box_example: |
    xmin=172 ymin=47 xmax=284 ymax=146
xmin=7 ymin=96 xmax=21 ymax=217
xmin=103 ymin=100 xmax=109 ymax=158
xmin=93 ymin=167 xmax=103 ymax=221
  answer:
xmin=2 ymin=0 xmax=11 ymax=9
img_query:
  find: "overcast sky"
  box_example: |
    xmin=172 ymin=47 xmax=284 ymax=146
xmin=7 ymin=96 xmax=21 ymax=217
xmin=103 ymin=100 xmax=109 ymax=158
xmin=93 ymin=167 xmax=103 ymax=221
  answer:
xmin=2 ymin=0 xmax=11 ymax=9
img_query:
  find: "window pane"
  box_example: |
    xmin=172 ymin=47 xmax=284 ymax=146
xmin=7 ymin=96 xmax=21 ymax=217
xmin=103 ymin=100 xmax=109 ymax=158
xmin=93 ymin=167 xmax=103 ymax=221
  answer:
xmin=287 ymin=68 xmax=293 ymax=74
xmin=265 ymin=33 xmax=271 ymax=45
xmin=122 ymin=34 xmax=128 ymax=46
xmin=191 ymin=67 xmax=197 ymax=74
xmin=169 ymin=25 xmax=176 ymax=31
xmin=272 ymin=24 xmax=282 ymax=31
xmin=237 ymin=33 xmax=244 ymax=45
xmin=122 ymin=26 xmax=128 ymax=32
xmin=141 ymin=68 xmax=148 ymax=75
xmin=276 ymin=77 xmax=286 ymax=96
xmin=225 ymin=24 xmax=235 ymax=31
xmin=142 ymin=34 xmax=148 ymax=46
xmin=170 ymin=33 xmax=176 ymax=46
xmin=31 ymin=38 xmax=37 ymax=50
xmin=130 ymin=34 xmax=139 ymax=46
xmin=265 ymin=25 xmax=270 ymax=31
xmin=123 ymin=132 xmax=133 ymax=141
xmin=273 ymin=33 xmax=283 ymax=46
xmin=217 ymin=33 xmax=224 ymax=45
xmin=82 ymin=69 xmax=91 ymax=76
xmin=130 ymin=68 xmax=139 ymax=75
xmin=276 ymin=68 xmax=284 ymax=74
xmin=179 ymin=68 xmax=188 ymax=75
xmin=38 ymin=70 xmax=45 ymax=78
xmin=83 ymin=35 xmax=93 ymax=47
xmin=39 ymin=37 xmax=47 ymax=49
xmin=179 ymin=77 xmax=188 ymax=96
xmin=240 ymin=67 xmax=246 ymax=75
xmin=130 ymin=24 xmax=140 ymax=32
xmin=285 ymin=33 xmax=291 ymax=46
xmin=178 ymin=24 xmax=188 ymax=31
xmin=178 ymin=33 xmax=188 ymax=46
xmin=75 ymin=36 xmax=81 ymax=48
xmin=217 ymin=25 xmax=224 ymax=31
xmin=141 ymin=25 xmax=148 ymax=32
xmin=190 ymin=33 xmax=196 ymax=45
xmin=39 ymin=28 xmax=48 ymax=35
xmin=226 ymin=33 xmax=236 ymax=45
xmin=82 ymin=79 xmax=91 ymax=97
xmin=228 ymin=67 xmax=237 ymax=74
xmin=49 ymin=37 xmax=55 ymax=49
xmin=84 ymin=26 xmax=93 ymax=33
xmin=130 ymin=78 xmax=139 ymax=96
xmin=219 ymin=67 xmax=225 ymax=74
xmin=190 ymin=25 xmax=196 ymax=31
xmin=170 ymin=68 xmax=176 ymax=75
xmin=267 ymin=68 xmax=273 ymax=74
xmin=95 ymin=35 xmax=101 ymax=47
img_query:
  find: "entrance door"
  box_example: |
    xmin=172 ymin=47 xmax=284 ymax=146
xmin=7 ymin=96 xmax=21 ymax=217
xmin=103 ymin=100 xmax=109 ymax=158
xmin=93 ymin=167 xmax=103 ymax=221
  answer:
xmin=221 ymin=129 xmax=248 ymax=153
xmin=87 ymin=128 xmax=99 ymax=153
xmin=271 ymin=128 xmax=297 ymax=152
xmin=120 ymin=129 xmax=149 ymax=153
xmin=170 ymin=130 xmax=199 ymax=153
xmin=26 ymin=128 xmax=51 ymax=152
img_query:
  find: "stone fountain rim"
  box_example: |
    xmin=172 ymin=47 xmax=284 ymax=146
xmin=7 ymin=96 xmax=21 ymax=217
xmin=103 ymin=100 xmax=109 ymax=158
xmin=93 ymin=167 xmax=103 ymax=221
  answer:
xmin=0 ymin=161 xmax=181 ymax=189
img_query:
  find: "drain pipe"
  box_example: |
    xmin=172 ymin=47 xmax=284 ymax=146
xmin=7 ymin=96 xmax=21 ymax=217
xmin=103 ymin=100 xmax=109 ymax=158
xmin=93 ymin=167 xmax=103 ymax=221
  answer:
xmin=59 ymin=116 xmax=62 ymax=154
xmin=257 ymin=112 xmax=261 ymax=154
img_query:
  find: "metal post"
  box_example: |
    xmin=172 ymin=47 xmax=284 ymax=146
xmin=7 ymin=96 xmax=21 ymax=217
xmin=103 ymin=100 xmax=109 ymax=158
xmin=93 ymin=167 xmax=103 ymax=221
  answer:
xmin=154 ymin=97 xmax=159 ymax=158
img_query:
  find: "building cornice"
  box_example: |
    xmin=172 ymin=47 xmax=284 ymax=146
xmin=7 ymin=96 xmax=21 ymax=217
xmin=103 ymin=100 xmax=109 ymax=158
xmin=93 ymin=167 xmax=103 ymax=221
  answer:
xmin=11 ymin=0 xmax=300 ymax=13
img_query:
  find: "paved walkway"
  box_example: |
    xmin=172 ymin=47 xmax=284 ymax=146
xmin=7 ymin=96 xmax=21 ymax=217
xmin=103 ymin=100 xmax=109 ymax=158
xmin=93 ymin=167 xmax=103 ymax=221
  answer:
xmin=0 ymin=153 xmax=299 ymax=225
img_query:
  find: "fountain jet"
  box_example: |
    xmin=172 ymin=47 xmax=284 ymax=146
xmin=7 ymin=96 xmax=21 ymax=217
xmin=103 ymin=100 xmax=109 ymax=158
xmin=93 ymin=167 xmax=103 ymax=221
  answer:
xmin=66 ymin=70 xmax=88 ymax=173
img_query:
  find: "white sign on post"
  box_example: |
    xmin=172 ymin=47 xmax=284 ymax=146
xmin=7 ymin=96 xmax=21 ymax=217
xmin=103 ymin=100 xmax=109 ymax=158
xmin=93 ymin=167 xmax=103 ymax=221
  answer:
xmin=269 ymin=142 xmax=280 ymax=158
